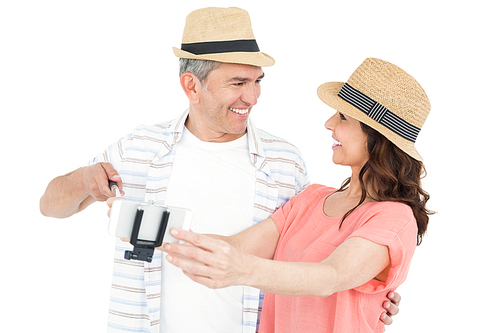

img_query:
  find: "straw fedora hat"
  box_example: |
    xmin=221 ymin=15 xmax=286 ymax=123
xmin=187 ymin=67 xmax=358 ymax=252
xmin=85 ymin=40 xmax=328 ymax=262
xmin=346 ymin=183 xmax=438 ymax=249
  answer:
xmin=317 ymin=58 xmax=430 ymax=161
xmin=173 ymin=7 xmax=275 ymax=67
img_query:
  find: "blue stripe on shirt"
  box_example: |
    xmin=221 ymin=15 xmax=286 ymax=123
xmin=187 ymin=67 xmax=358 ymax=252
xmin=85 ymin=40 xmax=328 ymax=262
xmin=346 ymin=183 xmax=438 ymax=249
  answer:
xmin=109 ymin=297 xmax=148 ymax=307
xmin=108 ymin=322 xmax=151 ymax=333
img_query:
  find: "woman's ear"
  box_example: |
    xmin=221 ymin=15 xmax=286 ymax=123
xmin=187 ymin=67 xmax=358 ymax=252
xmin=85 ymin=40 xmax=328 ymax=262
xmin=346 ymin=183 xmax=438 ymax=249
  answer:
xmin=180 ymin=72 xmax=201 ymax=104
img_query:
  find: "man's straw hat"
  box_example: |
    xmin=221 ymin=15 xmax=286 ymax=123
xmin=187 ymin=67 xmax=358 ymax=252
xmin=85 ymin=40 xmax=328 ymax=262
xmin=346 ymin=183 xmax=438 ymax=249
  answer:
xmin=317 ymin=58 xmax=430 ymax=161
xmin=173 ymin=7 xmax=274 ymax=67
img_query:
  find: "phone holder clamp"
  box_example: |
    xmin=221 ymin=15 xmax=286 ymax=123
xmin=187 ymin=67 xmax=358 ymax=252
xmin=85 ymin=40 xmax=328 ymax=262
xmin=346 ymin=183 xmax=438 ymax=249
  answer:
xmin=124 ymin=208 xmax=170 ymax=263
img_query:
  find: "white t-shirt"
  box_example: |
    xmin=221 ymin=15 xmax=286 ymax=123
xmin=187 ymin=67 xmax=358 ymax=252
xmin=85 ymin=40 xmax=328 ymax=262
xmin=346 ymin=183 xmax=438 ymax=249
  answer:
xmin=160 ymin=127 xmax=255 ymax=332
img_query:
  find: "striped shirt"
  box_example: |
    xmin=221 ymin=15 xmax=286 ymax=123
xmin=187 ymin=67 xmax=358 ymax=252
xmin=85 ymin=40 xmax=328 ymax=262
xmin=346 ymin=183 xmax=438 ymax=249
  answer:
xmin=93 ymin=110 xmax=310 ymax=333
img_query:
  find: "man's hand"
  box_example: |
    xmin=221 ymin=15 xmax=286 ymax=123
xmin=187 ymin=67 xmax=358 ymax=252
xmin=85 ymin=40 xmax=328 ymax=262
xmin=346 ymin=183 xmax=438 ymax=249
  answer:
xmin=381 ymin=291 xmax=401 ymax=326
xmin=40 ymin=162 xmax=123 ymax=218
xmin=82 ymin=162 xmax=123 ymax=201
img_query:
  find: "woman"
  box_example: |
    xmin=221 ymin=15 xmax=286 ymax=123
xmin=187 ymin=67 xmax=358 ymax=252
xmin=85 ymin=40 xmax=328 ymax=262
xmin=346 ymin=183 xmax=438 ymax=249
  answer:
xmin=163 ymin=58 xmax=432 ymax=332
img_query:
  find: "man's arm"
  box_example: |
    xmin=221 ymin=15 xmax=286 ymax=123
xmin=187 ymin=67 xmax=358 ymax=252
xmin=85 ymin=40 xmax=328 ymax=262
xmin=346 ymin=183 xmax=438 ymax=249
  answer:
xmin=40 ymin=162 xmax=122 ymax=218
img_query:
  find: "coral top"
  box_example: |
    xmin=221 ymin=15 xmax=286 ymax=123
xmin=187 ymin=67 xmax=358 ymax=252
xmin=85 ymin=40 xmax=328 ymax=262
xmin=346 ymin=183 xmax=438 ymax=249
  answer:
xmin=259 ymin=184 xmax=418 ymax=333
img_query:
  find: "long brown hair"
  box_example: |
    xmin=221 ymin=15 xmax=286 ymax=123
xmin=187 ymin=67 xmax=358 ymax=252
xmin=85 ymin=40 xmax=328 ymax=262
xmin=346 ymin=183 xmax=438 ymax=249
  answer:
xmin=338 ymin=123 xmax=433 ymax=245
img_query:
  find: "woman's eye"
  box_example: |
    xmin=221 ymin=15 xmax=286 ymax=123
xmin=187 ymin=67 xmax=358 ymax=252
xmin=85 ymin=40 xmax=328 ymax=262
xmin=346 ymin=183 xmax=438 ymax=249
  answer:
xmin=339 ymin=112 xmax=346 ymax=120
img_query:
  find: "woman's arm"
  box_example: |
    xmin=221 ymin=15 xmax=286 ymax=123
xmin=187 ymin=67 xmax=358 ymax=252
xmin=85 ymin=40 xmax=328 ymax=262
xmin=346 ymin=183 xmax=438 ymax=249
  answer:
xmin=207 ymin=217 xmax=280 ymax=260
xmin=160 ymin=217 xmax=280 ymax=260
xmin=249 ymin=236 xmax=390 ymax=297
xmin=165 ymin=229 xmax=389 ymax=297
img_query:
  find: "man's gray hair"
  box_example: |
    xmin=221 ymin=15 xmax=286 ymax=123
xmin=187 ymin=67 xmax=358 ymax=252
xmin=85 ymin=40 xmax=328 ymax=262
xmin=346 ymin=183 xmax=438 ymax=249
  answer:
xmin=179 ymin=58 xmax=221 ymax=84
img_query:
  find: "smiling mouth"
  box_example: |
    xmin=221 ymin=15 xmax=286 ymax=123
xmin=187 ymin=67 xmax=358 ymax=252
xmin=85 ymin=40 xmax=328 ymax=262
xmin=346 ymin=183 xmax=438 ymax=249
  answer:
xmin=229 ymin=107 xmax=249 ymax=115
xmin=332 ymin=138 xmax=342 ymax=148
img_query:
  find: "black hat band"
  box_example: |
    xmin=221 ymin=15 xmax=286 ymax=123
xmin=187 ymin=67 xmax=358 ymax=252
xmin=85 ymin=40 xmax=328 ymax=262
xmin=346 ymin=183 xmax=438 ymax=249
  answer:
xmin=181 ymin=39 xmax=260 ymax=55
xmin=338 ymin=83 xmax=421 ymax=143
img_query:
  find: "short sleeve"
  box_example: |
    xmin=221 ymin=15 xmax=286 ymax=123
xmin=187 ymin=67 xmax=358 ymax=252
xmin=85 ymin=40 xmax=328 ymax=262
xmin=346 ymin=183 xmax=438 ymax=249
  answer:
xmin=271 ymin=184 xmax=331 ymax=236
xmin=271 ymin=187 xmax=301 ymax=235
xmin=88 ymin=133 xmax=133 ymax=170
xmin=349 ymin=203 xmax=418 ymax=293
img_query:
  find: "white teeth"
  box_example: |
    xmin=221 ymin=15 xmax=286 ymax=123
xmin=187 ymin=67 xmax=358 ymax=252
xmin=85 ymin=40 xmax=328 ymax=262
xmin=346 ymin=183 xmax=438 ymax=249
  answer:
xmin=229 ymin=107 xmax=249 ymax=115
xmin=333 ymin=138 xmax=341 ymax=146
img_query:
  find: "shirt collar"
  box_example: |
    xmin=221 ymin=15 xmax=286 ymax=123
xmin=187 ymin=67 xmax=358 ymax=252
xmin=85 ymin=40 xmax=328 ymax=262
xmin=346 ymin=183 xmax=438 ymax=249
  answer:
xmin=246 ymin=117 xmax=266 ymax=159
xmin=164 ymin=109 xmax=189 ymax=145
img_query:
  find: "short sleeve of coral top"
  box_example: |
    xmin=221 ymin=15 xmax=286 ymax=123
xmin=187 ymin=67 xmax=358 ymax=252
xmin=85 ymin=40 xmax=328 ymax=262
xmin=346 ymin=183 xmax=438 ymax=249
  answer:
xmin=259 ymin=184 xmax=418 ymax=333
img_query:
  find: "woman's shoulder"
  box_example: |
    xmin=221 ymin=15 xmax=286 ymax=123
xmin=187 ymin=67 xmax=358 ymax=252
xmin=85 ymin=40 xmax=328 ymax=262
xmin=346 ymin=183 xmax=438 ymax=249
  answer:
xmin=359 ymin=201 xmax=416 ymax=230
xmin=301 ymin=183 xmax=337 ymax=197
xmin=287 ymin=184 xmax=336 ymax=208
xmin=368 ymin=201 xmax=413 ymax=216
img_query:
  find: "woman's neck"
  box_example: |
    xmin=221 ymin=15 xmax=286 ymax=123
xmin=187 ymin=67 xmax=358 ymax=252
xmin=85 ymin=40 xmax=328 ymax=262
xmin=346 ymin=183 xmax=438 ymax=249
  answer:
xmin=345 ymin=167 xmax=377 ymax=203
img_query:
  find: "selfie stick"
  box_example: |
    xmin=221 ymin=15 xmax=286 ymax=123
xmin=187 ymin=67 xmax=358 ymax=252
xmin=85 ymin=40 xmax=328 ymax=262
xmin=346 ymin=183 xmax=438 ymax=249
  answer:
xmin=109 ymin=180 xmax=170 ymax=263
xmin=109 ymin=180 xmax=121 ymax=198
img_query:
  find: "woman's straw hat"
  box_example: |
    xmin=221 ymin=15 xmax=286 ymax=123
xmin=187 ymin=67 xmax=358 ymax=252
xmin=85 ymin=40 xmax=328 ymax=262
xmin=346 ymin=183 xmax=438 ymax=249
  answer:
xmin=317 ymin=58 xmax=430 ymax=161
xmin=173 ymin=7 xmax=275 ymax=67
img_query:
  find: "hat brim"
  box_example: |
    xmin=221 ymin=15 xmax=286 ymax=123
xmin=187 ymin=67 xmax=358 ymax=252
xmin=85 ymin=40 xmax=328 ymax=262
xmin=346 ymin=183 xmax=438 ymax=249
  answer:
xmin=317 ymin=82 xmax=423 ymax=161
xmin=173 ymin=47 xmax=275 ymax=67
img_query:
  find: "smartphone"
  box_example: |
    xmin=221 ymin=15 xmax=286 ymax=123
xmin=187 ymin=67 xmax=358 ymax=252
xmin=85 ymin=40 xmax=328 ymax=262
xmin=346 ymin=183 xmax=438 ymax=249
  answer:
xmin=108 ymin=199 xmax=192 ymax=244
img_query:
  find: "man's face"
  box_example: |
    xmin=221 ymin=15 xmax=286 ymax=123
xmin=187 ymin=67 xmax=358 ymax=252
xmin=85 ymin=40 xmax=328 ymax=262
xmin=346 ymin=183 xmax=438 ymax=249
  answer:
xmin=187 ymin=63 xmax=264 ymax=142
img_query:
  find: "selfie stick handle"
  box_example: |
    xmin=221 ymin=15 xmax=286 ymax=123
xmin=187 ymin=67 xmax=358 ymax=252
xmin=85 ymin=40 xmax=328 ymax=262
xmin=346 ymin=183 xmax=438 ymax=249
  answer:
xmin=109 ymin=180 xmax=121 ymax=197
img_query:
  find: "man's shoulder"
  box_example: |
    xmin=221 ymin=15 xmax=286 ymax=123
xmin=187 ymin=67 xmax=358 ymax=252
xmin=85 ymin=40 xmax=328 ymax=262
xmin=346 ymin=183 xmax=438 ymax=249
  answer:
xmin=131 ymin=117 xmax=181 ymax=141
xmin=253 ymin=127 xmax=302 ymax=155
xmin=252 ymin=126 xmax=309 ymax=196
xmin=252 ymin=127 xmax=308 ymax=181
xmin=118 ymin=118 xmax=181 ymax=157
xmin=132 ymin=118 xmax=177 ymax=137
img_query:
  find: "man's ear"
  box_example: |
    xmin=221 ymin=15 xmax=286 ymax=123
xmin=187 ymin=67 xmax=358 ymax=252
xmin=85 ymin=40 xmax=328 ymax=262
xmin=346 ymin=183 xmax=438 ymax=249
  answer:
xmin=180 ymin=72 xmax=201 ymax=104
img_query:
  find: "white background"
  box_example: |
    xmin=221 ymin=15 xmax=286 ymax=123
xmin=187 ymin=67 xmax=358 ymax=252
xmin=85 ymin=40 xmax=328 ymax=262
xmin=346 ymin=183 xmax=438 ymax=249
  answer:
xmin=1 ymin=0 xmax=499 ymax=332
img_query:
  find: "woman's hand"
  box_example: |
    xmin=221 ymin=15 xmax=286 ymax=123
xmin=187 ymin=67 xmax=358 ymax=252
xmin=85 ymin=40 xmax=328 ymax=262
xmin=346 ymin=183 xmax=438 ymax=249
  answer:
xmin=106 ymin=196 xmax=130 ymax=242
xmin=106 ymin=196 xmax=124 ymax=217
xmin=162 ymin=228 xmax=254 ymax=289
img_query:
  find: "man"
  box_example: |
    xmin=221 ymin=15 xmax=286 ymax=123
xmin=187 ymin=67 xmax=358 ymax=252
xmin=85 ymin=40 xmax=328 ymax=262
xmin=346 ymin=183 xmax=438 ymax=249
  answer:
xmin=40 ymin=7 xmax=400 ymax=333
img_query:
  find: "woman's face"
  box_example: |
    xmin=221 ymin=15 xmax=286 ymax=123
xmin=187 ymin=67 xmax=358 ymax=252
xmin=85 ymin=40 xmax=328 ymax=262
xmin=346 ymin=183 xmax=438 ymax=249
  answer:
xmin=324 ymin=111 xmax=369 ymax=170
